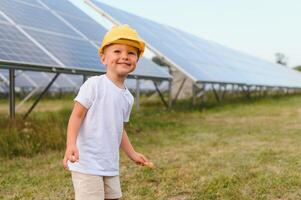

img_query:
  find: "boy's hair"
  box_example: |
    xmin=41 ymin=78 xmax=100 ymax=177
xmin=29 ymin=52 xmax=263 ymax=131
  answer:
xmin=99 ymin=24 xmax=145 ymax=58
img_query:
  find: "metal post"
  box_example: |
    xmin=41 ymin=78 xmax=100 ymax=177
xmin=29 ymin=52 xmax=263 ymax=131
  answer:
xmin=200 ymin=84 xmax=206 ymax=103
xmin=192 ymin=84 xmax=196 ymax=106
xmin=220 ymin=84 xmax=227 ymax=101
xmin=168 ymin=79 xmax=172 ymax=108
xmin=83 ymin=75 xmax=87 ymax=83
xmin=153 ymin=81 xmax=168 ymax=108
xmin=136 ymin=78 xmax=140 ymax=112
xmin=212 ymin=84 xmax=221 ymax=102
xmin=9 ymin=69 xmax=15 ymax=119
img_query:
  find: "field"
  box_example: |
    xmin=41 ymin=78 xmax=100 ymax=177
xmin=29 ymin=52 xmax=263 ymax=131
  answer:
xmin=1 ymin=95 xmax=301 ymax=199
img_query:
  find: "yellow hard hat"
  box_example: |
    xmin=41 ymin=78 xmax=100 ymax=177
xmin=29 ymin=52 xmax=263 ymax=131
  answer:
xmin=99 ymin=24 xmax=145 ymax=58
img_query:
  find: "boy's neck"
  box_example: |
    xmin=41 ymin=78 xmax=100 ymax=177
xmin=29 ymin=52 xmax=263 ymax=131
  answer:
xmin=105 ymin=72 xmax=126 ymax=89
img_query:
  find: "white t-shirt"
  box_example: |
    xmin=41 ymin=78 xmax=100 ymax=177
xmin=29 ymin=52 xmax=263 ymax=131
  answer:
xmin=68 ymin=75 xmax=134 ymax=176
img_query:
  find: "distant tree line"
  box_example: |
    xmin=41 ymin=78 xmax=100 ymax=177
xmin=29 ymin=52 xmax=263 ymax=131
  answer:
xmin=294 ymin=65 xmax=301 ymax=72
xmin=275 ymin=52 xmax=288 ymax=66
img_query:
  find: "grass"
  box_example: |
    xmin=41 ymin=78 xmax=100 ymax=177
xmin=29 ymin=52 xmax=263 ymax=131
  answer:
xmin=1 ymin=94 xmax=301 ymax=199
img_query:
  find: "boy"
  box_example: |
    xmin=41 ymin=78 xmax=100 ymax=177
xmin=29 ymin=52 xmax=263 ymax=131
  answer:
xmin=63 ymin=24 xmax=151 ymax=200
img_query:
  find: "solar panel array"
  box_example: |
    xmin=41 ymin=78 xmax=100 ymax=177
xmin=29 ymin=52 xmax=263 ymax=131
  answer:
xmin=0 ymin=0 xmax=170 ymax=93
xmin=90 ymin=0 xmax=301 ymax=88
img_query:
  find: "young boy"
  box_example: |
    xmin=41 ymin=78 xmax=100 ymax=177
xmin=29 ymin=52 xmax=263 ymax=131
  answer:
xmin=63 ymin=24 xmax=151 ymax=200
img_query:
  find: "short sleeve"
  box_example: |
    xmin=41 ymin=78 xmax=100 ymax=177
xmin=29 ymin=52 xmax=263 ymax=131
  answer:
xmin=74 ymin=78 xmax=95 ymax=109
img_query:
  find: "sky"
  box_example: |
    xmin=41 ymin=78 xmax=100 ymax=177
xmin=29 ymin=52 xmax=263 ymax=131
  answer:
xmin=73 ymin=0 xmax=301 ymax=68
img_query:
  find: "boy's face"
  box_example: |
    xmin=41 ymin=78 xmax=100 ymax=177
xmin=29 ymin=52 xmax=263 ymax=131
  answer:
xmin=100 ymin=44 xmax=139 ymax=77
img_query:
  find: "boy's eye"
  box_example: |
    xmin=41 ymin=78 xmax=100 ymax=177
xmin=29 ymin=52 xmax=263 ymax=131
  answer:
xmin=114 ymin=50 xmax=121 ymax=53
xmin=128 ymin=51 xmax=137 ymax=56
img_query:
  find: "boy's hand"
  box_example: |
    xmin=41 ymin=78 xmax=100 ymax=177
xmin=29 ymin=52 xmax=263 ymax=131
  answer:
xmin=63 ymin=144 xmax=79 ymax=170
xmin=131 ymin=152 xmax=154 ymax=168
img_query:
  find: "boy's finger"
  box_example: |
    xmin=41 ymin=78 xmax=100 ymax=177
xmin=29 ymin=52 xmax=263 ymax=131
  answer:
xmin=141 ymin=155 xmax=148 ymax=163
xmin=74 ymin=151 xmax=79 ymax=161
xmin=69 ymin=155 xmax=75 ymax=162
xmin=63 ymin=157 xmax=68 ymax=169
xmin=145 ymin=161 xmax=155 ymax=168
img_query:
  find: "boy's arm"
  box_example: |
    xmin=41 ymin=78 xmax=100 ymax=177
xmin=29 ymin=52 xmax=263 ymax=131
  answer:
xmin=120 ymin=128 xmax=149 ymax=165
xmin=63 ymin=102 xmax=88 ymax=169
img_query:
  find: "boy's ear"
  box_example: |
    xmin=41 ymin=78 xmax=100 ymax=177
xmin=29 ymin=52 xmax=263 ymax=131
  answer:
xmin=100 ymin=53 xmax=106 ymax=65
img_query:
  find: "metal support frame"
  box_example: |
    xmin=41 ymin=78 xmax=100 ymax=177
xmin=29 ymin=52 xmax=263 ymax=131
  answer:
xmin=172 ymin=78 xmax=186 ymax=105
xmin=9 ymin=69 xmax=15 ymax=118
xmin=16 ymin=87 xmax=40 ymax=111
xmin=83 ymin=75 xmax=88 ymax=83
xmin=192 ymin=81 xmax=301 ymax=105
xmin=192 ymin=83 xmax=205 ymax=106
xmin=198 ymin=84 xmax=206 ymax=103
xmin=168 ymin=79 xmax=172 ymax=108
xmin=240 ymin=85 xmax=251 ymax=99
xmin=0 ymin=60 xmax=169 ymax=82
xmin=23 ymin=73 xmax=60 ymax=119
xmin=212 ymin=84 xmax=225 ymax=102
xmin=192 ymin=83 xmax=196 ymax=106
xmin=2 ymin=62 xmax=171 ymax=119
xmin=153 ymin=81 xmax=169 ymax=108
xmin=220 ymin=84 xmax=227 ymax=100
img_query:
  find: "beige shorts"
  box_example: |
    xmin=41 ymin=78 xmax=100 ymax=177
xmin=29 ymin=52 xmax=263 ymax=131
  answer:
xmin=71 ymin=171 xmax=122 ymax=200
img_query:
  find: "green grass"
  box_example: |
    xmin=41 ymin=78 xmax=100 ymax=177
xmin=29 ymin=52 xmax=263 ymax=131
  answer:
xmin=1 ymin=95 xmax=301 ymax=199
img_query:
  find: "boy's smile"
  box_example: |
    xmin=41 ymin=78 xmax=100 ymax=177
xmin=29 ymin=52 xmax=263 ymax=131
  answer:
xmin=101 ymin=44 xmax=139 ymax=77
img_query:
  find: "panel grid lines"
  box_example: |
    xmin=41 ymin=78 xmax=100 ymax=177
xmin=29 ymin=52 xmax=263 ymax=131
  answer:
xmin=0 ymin=24 xmax=56 ymax=65
xmin=0 ymin=0 xmax=171 ymax=86
xmin=91 ymin=0 xmax=301 ymax=87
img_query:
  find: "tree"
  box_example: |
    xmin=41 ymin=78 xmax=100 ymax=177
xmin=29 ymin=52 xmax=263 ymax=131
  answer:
xmin=275 ymin=52 xmax=288 ymax=66
xmin=294 ymin=65 xmax=301 ymax=72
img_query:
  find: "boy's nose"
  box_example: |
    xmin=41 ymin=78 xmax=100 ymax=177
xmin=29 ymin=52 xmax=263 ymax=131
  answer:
xmin=120 ymin=52 xmax=129 ymax=60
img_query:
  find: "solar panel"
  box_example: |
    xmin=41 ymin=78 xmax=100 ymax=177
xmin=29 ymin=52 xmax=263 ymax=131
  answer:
xmin=90 ymin=0 xmax=301 ymax=88
xmin=39 ymin=0 xmax=91 ymax=19
xmin=13 ymin=0 xmax=39 ymax=6
xmin=39 ymin=0 xmax=107 ymax=43
xmin=132 ymin=59 xmax=171 ymax=79
xmin=0 ymin=0 xmax=77 ymax=36
xmin=26 ymin=29 xmax=104 ymax=71
xmin=39 ymin=0 xmax=170 ymax=78
xmin=0 ymin=0 xmax=171 ymax=88
xmin=0 ymin=23 xmax=57 ymax=65
xmin=56 ymin=13 xmax=106 ymax=43
xmin=0 ymin=14 xmax=8 ymax=22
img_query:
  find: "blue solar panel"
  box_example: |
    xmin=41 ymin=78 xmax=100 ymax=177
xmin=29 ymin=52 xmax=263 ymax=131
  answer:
xmin=0 ymin=0 xmax=78 ymax=36
xmin=27 ymin=29 xmax=105 ymax=71
xmin=0 ymin=23 xmax=57 ymax=65
xmin=132 ymin=59 xmax=170 ymax=79
xmin=0 ymin=14 xmax=8 ymax=22
xmin=56 ymin=13 xmax=106 ymax=43
xmin=0 ymin=69 xmax=9 ymax=93
xmin=0 ymin=0 xmax=171 ymax=87
xmin=40 ymin=0 xmax=107 ymax=42
xmin=13 ymin=0 xmax=40 ymax=7
xmin=39 ymin=0 xmax=171 ymax=79
xmin=91 ymin=0 xmax=301 ymax=87
xmin=40 ymin=0 xmax=91 ymax=19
